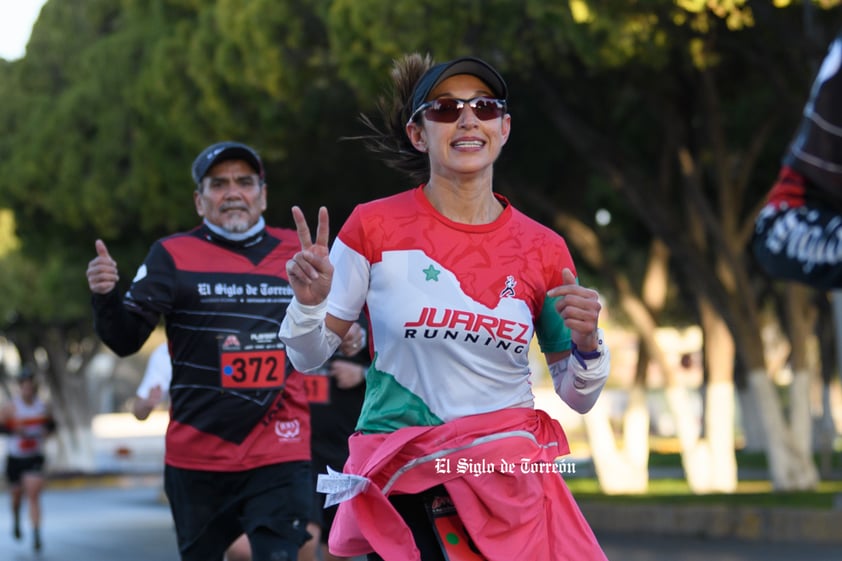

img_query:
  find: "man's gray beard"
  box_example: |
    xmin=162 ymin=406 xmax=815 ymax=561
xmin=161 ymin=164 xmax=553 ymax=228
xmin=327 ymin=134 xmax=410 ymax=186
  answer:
xmin=223 ymin=217 xmax=249 ymax=233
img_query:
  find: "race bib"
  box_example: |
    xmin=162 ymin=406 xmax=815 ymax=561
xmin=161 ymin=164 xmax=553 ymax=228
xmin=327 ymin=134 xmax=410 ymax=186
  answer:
xmin=303 ymin=374 xmax=330 ymax=404
xmin=219 ymin=332 xmax=288 ymax=390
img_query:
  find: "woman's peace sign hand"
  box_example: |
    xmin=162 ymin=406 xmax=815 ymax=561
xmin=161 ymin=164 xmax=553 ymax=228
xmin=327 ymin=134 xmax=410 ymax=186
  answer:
xmin=285 ymin=206 xmax=334 ymax=306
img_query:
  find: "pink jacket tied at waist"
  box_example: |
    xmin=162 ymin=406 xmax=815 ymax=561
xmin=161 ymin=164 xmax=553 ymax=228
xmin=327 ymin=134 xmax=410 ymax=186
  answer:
xmin=323 ymin=407 xmax=607 ymax=561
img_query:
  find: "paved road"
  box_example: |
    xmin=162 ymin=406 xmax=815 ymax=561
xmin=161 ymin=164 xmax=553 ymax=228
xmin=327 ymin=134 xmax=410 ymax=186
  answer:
xmin=3 ymin=480 xmax=175 ymax=560
xmin=2 ymin=479 xmax=841 ymax=560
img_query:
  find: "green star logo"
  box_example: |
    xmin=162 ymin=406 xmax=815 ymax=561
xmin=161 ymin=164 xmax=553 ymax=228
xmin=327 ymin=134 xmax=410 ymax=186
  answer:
xmin=423 ymin=264 xmax=441 ymax=281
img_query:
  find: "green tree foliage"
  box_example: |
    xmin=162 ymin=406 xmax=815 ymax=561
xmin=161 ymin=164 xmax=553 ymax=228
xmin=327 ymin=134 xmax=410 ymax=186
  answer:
xmin=0 ymin=3 xmax=402 ymax=459
xmin=323 ymin=7 xmax=842 ymax=494
xmin=325 ymin=0 xmax=840 ymax=312
xmin=0 ymin=0 xmax=394 ymax=338
xmin=2 ymin=0 xmax=842 ymax=469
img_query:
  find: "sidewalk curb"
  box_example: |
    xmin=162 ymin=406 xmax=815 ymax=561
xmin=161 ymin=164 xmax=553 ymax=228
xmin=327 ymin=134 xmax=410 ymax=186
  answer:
xmin=581 ymin=502 xmax=842 ymax=545
xmin=38 ymin=472 xmax=842 ymax=546
xmin=44 ymin=471 xmax=163 ymax=491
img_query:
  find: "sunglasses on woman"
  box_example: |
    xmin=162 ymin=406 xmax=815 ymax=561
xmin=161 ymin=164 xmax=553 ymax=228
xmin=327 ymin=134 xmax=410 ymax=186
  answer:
xmin=408 ymin=97 xmax=507 ymax=125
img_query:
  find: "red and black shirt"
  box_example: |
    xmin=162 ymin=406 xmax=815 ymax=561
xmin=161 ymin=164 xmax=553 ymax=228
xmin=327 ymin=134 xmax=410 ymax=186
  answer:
xmin=92 ymin=224 xmax=310 ymax=471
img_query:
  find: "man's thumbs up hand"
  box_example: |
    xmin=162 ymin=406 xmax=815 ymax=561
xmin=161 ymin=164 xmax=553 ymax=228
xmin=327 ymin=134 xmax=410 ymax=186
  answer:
xmin=87 ymin=239 xmax=120 ymax=294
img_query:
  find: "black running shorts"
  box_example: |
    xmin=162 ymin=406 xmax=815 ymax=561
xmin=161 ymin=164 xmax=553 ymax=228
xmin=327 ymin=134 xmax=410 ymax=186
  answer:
xmin=164 ymin=460 xmax=313 ymax=561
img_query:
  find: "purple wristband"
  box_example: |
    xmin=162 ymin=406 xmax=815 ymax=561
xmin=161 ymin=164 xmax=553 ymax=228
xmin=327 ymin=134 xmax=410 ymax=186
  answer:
xmin=571 ymin=340 xmax=602 ymax=369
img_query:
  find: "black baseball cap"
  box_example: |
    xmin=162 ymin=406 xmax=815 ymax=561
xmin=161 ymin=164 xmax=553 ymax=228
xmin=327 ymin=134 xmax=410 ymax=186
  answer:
xmin=18 ymin=365 xmax=37 ymax=382
xmin=409 ymin=56 xmax=508 ymax=117
xmin=191 ymin=141 xmax=265 ymax=185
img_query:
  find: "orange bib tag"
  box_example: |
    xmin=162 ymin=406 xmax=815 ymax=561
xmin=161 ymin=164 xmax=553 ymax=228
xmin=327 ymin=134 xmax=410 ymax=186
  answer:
xmin=219 ymin=333 xmax=287 ymax=390
xmin=425 ymin=494 xmax=485 ymax=561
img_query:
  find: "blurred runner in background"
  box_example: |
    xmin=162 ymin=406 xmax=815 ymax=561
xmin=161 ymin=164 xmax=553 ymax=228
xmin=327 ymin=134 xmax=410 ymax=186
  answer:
xmin=1 ymin=366 xmax=55 ymax=552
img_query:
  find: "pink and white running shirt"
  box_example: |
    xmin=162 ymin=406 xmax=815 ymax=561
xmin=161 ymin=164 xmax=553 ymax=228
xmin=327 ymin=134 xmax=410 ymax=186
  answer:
xmin=328 ymin=186 xmax=577 ymax=433
xmin=7 ymin=396 xmax=51 ymax=458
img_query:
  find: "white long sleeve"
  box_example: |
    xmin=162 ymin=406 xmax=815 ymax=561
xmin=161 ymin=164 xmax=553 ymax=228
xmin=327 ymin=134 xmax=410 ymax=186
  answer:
xmin=278 ymin=298 xmax=341 ymax=372
xmin=548 ymin=330 xmax=610 ymax=414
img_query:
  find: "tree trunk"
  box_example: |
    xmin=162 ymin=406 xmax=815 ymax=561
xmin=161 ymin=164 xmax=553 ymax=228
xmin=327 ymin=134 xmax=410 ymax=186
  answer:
xmin=691 ymin=299 xmax=738 ymax=493
xmin=31 ymin=327 xmax=99 ymax=472
xmin=816 ymin=384 xmax=836 ymax=478
xmin=769 ymin=284 xmax=820 ymax=489
xmin=815 ymin=296 xmax=838 ymax=478
xmin=747 ymin=369 xmax=817 ymax=490
xmin=584 ymin=386 xmax=649 ymax=495
xmin=704 ymin=381 xmax=737 ymax=492
xmin=736 ymin=387 xmax=766 ymax=451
